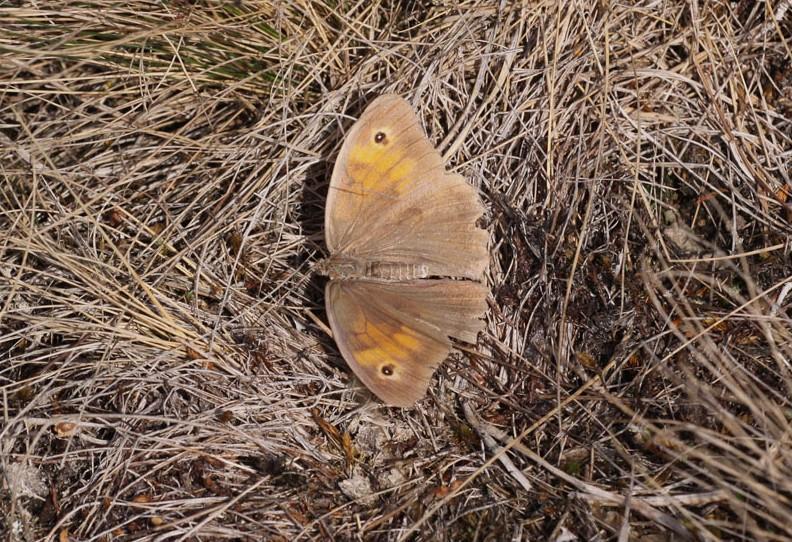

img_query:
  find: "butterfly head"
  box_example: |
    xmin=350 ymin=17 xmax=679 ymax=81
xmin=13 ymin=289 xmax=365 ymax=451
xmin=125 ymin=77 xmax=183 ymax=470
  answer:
xmin=313 ymin=255 xmax=363 ymax=280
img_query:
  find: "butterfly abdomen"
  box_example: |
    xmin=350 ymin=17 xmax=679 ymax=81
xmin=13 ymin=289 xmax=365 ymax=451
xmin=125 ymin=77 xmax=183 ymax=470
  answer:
xmin=365 ymin=261 xmax=429 ymax=281
xmin=316 ymin=255 xmax=429 ymax=281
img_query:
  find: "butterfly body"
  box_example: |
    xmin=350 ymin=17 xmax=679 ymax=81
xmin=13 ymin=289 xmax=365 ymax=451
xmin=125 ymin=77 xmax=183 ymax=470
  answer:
xmin=319 ymin=95 xmax=489 ymax=407
xmin=316 ymin=255 xmax=429 ymax=281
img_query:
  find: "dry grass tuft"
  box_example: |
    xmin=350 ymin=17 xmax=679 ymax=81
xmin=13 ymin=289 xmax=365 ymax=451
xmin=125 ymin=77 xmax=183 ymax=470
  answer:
xmin=2 ymin=1 xmax=791 ymax=540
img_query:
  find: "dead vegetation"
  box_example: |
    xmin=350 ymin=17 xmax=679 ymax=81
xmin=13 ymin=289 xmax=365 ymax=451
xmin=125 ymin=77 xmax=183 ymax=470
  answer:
xmin=1 ymin=1 xmax=791 ymax=540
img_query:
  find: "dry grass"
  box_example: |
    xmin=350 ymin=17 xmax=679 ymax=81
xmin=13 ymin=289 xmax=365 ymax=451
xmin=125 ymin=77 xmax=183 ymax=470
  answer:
xmin=1 ymin=1 xmax=791 ymax=540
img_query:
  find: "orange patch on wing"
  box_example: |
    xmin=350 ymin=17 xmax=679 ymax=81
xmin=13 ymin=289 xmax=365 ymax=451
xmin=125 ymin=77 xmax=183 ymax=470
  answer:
xmin=393 ymin=328 xmax=421 ymax=351
xmin=351 ymin=312 xmax=420 ymax=365
xmin=359 ymin=335 xmax=424 ymax=370
xmin=348 ymin=143 xmax=415 ymax=194
xmin=355 ymin=348 xmax=383 ymax=366
xmin=370 ymin=322 xmax=411 ymax=359
xmin=349 ymin=311 xmax=426 ymax=368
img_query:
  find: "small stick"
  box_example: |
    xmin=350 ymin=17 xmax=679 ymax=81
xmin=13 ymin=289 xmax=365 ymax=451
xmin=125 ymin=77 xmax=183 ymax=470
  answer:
xmin=462 ymin=403 xmax=533 ymax=493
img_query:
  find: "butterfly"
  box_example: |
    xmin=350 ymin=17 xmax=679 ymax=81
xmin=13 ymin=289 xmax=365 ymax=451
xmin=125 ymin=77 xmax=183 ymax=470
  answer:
xmin=316 ymin=94 xmax=489 ymax=407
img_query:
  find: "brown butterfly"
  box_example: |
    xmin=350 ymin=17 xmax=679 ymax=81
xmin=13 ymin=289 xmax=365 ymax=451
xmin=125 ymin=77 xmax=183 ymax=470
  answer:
xmin=315 ymin=95 xmax=489 ymax=407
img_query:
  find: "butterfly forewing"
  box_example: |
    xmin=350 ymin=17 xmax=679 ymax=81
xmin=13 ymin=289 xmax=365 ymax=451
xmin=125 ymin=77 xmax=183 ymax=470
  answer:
xmin=325 ymin=95 xmax=488 ymax=280
xmin=353 ymin=279 xmax=489 ymax=344
xmin=325 ymin=280 xmax=449 ymax=406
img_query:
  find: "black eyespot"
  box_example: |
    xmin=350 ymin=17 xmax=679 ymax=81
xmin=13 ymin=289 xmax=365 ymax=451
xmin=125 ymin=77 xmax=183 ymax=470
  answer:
xmin=374 ymin=131 xmax=387 ymax=144
xmin=381 ymin=364 xmax=395 ymax=376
